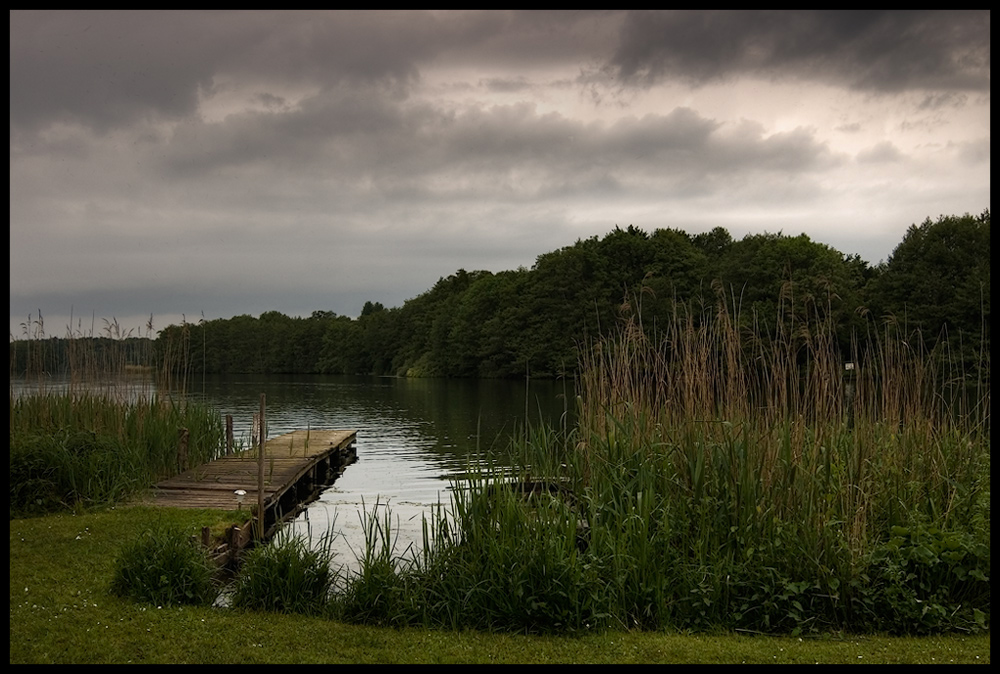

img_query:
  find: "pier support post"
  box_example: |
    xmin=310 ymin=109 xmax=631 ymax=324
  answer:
xmin=178 ymin=427 xmax=189 ymax=472
xmin=256 ymin=394 xmax=266 ymax=540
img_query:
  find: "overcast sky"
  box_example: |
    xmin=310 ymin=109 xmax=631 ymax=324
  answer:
xmin=10 ymin=10 xmax=990 ymax=339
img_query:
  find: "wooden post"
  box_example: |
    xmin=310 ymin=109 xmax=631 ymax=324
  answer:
xmin=225 ymin=414 xmax=234 ymax=456
xmin=256 ymin=393 xmax=266 ymax=540
xmin=178 ymin=427 xmax=189 ymax=472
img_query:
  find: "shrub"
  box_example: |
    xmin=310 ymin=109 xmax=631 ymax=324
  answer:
xmin=110 ymin=525 xmax=217 ymax=606
xmin=865 ymin=524 xmax=991 ymax=634
xmin=231 ymin=531 xmax=335 ymax=615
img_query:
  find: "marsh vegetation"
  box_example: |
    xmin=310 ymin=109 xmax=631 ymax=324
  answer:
xmin=328 ymin=292 xmax=990 ymax=634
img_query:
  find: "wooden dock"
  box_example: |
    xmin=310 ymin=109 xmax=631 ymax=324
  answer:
xmin=148 ymin=429 xmax=357 ymax=548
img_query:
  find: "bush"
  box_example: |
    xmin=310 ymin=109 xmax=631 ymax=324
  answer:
xmin=865 ymin=524 xmax=991 ymax=634
xmin=10 ymin=432 xmax=69 ymax=517
xmin=110 ymin=525 xmax=217 ymax=606
xmin=231 ymin=532 xmax=335 ymax=615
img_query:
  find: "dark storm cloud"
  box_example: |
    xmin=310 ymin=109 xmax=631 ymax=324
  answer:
xmin=10 ymin=10 xmax=614 ymax=137
xmin=606 ymin=10 xmax=990 ymax=92
xmin=9 ymin=10 xmax=442 ymax=133
xmin=12 ymin=11 xmax=989 ymax=138
xmin=12 ymin=11 xmax=229 ymax=132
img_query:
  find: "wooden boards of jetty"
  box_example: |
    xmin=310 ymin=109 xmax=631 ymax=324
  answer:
xmin=148 ymin=430 xmax=357 ymax=537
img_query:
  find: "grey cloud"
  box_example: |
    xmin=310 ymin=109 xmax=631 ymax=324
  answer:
xmin=606 ymin=10 xmax=990 ymax=92
xmin=434 ymin=10 xmax=620 ymax=66
xmin=917 ymin=92 xmax=969 ymax=111
xmin=11 ymin=11 xmax=229 ymax=132
xmin=857 ymin=141 xmax=904 ymax=163
xmin=154 ymin=93 xmax=839 ymax=207
xmin=955 ymin=138 xmax=990 ymax=165
xmin=157 ymin=83 xmax=413 ymax=177
xmin=10 ymin=10 xmax=443 ymax=134
xmin=603 ymin=108 xmax=720 ymax=157
xmin=12 ymin=10 xmax=989 ymax=140
xmin=481 ymin=77 xmax=533 ymax=93
xmin=254 ymin=92 xmax=288 ymax=109
xmin=10 ymin=10 xmax=623 ymax=138
xmin=365 ymin=103 xmax=834 ymax=200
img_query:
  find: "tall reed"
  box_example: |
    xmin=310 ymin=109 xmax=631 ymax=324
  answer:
xmin=10 ymin=392 xmax=226 ymax=514
xmin=336 ymin=290 xmax=989 ymax=634
xmin=567 ymin=290 xmax=989 ymax=632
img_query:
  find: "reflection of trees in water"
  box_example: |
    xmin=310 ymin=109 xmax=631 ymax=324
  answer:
xmin=179 ymin=374 xmax=573 ymax=469
xmin=10 ymin=371 xmax=160 ymax=404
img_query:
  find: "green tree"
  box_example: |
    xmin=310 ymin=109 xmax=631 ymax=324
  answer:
xmin=715 ymin=231 xmax=867 ymax=341
xmin=866 ymin=211 xmax=990 ymax=370
xmin=318 ymin=314 xmax=358 ymax=374
xmin=692 ymin=226 xmax=734 ymax=263
xmin=525 ymin=238 xmax=609 ymax=376
xmin=360 ymin=301 xmax=385 ymax=317
xmin=637 ymin=227 xmax=711 ymax=332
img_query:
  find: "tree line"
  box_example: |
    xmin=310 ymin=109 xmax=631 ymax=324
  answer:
xmin=11 ymin=211 xmax=990 ymax=381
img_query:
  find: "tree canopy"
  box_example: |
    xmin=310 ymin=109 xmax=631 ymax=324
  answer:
xmin=16 ymin=212 xmax=985 ymax=382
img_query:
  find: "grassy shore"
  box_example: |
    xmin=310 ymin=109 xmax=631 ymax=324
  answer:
xmin=9 ymin=506 xmax=989 ymax=664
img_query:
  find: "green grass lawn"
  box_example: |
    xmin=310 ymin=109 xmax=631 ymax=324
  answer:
xmin=10 ymin=506 xmax=990 ymax=664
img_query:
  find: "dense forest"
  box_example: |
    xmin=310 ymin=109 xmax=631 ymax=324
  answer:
xmin=11 ymin=211 xmax=990 ymax=381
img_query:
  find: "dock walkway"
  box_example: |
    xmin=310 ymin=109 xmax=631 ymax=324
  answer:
xmin=148 ymin=429 xmax=357 ymax=540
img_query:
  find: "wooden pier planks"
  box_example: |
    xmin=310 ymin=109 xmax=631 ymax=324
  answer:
xmin=148 ymin=429 xmax=357 ymax=512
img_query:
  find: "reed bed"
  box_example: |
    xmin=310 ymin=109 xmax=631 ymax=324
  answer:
xmin=10 ymin=392 xmax=227 ymax=515
xmin=9 ymin=314 xmax=226 ymax=516
xmin=329 ymin=294 xmax=989 ymax=635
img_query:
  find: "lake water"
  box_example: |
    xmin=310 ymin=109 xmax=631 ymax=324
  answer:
xmin=189 ymin=374 xmax=576 ymax=574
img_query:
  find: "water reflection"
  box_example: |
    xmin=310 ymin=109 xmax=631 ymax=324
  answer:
xmin=10 ymin=372 xmax=160 ymax=402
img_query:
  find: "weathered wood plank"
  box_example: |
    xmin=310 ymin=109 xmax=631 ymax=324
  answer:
xmin=144 ymin=429 xmax=357 ymax=511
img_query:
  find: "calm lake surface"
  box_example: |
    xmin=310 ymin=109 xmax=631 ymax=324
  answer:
xmin=190 ymin=374 xmax=576 ymax=572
